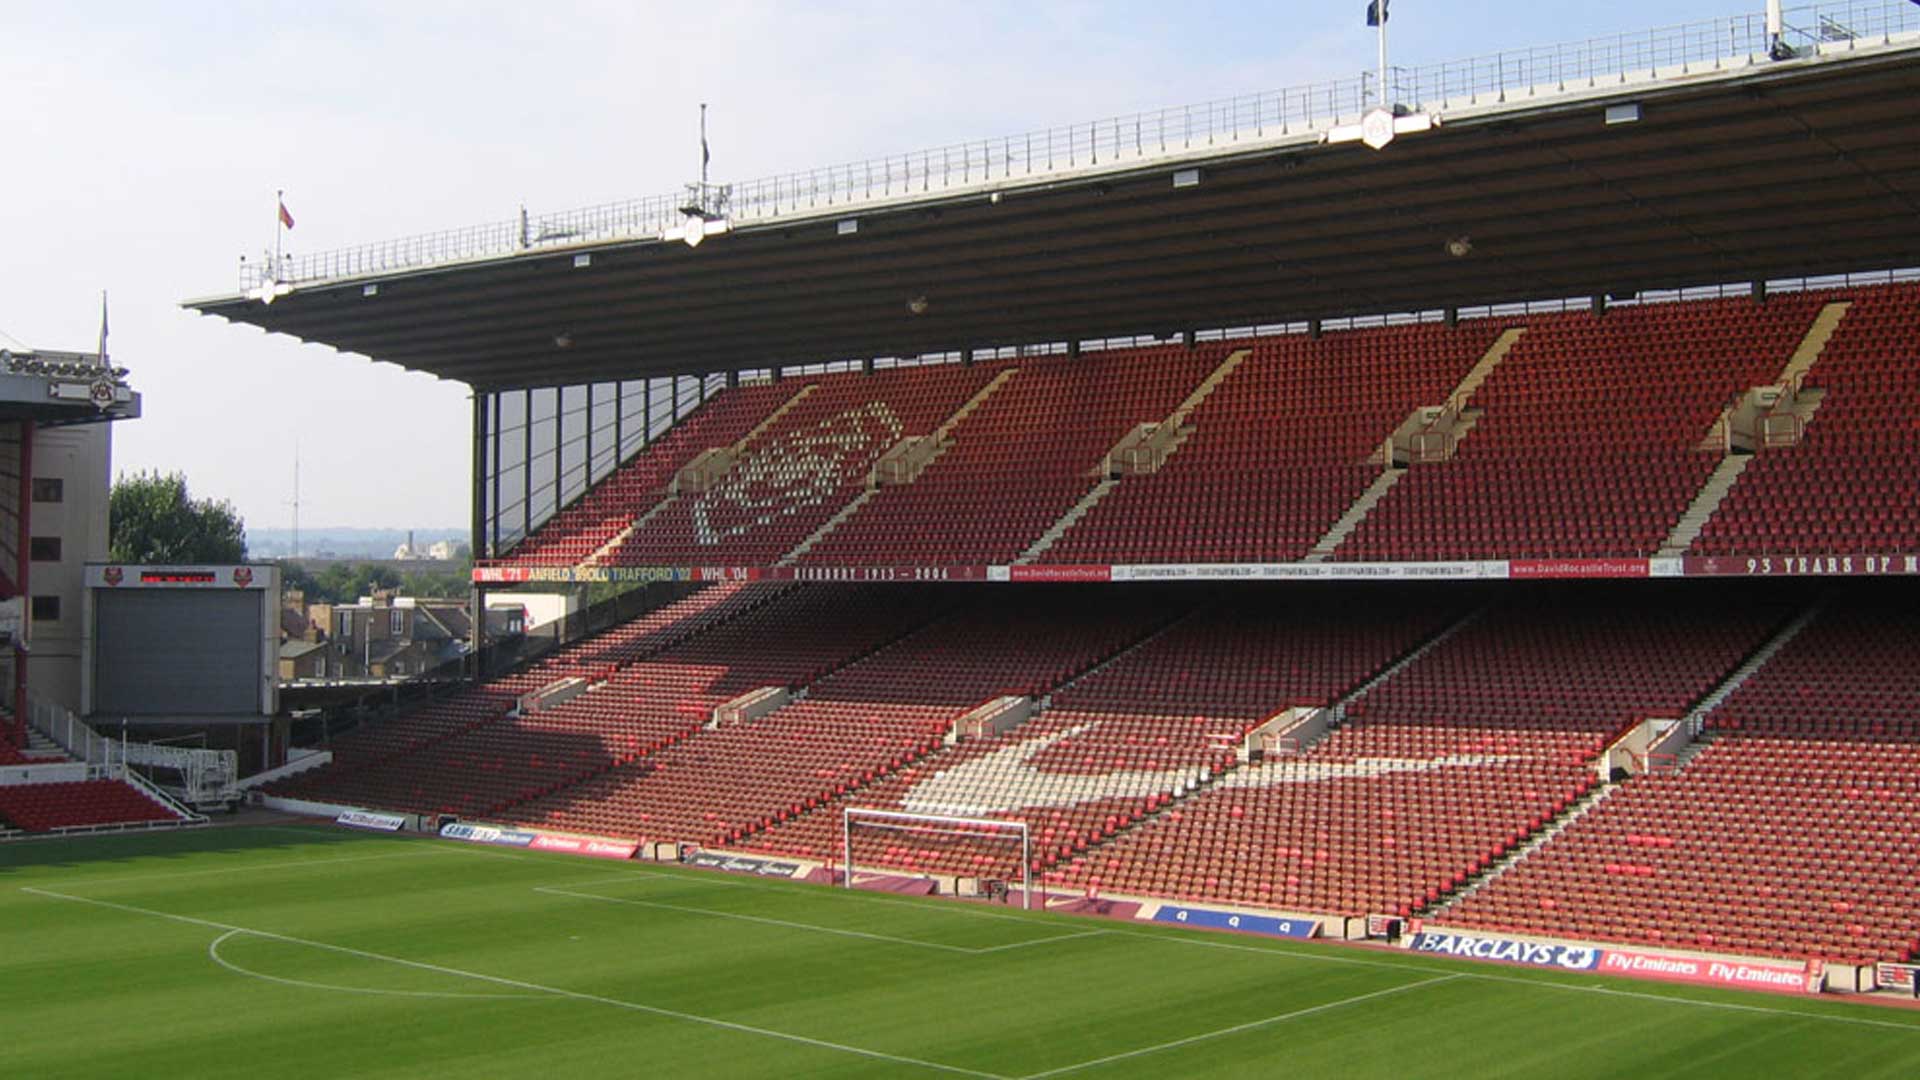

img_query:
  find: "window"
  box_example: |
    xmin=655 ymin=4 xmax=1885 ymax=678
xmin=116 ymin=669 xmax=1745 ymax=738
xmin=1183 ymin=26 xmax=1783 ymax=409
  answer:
xmin=31 ymin=478 xmax=63 ymax=503
xmin=337 ymin=612 xmax=353 ymax=638
xmin=390 ymin=609 xmax=406 ymax=636
xmin=28 ymin=537 xmax=60 ymax=562
xmin=30 ymin=595 xmax=59 ymax=622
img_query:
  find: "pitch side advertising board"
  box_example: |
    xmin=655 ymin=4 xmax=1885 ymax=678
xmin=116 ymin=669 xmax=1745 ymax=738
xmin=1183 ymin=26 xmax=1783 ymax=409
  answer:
xmin=1150 ymin=905 xmax=1319 ymax=939
xmin=439 ymin=822 xmax=537 ymax=847
xmin=1409 ymin=931 xmax=1602 ymax=971
xmin=337 ymin=810 xmax=407 ymax=832
xmin=1412 ymin=930 xmax=1823 ymax=994
xmin=1600 ymin=950 xmax=1821 ymax=994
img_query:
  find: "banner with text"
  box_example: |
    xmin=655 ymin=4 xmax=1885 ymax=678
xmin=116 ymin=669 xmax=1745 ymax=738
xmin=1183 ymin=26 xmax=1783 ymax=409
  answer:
xmin=1598 ymin=950 xmax=1819 ymax=994
xmin=337 ymin=810 xmax=407 ymax=832
xmin=1409 ymin=931 xmax=1602 ymax=971
xmin=440 ymin=822 xmax=537 ymax=847
xmin=529 ymin=834 xmax=638 ymax=860
xmin=474 ymin=554 xmax=1920 ymax=585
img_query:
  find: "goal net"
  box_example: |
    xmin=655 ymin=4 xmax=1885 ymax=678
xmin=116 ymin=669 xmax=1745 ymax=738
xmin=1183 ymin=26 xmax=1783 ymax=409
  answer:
xmin=842 ymin=808 xmax=1033 ymax=909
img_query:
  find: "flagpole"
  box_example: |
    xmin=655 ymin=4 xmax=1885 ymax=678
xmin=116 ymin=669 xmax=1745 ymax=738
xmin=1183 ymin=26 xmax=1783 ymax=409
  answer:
xmin=699 ymin=103 xmax=709 ymax=188
xmin=274 ymin=189 xmax=285 ymax=282
xmin=1377 ymin=5 xmax=1389 ymax=108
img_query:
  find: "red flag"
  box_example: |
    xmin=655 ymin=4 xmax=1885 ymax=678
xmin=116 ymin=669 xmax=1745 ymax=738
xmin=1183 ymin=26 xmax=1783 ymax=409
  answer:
xmin=278 ymin=198 xmax=295 ymax=230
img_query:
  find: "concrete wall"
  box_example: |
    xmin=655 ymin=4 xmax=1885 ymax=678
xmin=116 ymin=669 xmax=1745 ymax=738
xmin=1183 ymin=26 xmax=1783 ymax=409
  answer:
xmin=26 ymin=422 xmax=110 ymax=713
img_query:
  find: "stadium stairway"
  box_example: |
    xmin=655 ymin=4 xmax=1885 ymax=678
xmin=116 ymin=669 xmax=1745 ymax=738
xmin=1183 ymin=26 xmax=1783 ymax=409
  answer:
xmin=1017 ymin=347 xmax=1252 ymax=564
xmin=1303 ymin=328 xmax=1528 ymax=561
xmin=780 ymin=367 xmax=1029 ymax=564
xmin=1042 ymin=322 xmax=1501 ymax=566
xmin=1691 ymin=284 xmax=1920 ymax=556
xmin=482 ymin=282 xmax=1920 ymax=571
xmin=1658 ymin=300 xmax=1853 ymax=556
xmin=1041 ymin=588 xmax=1791 ymax=919
xmin=307 ymin=585 xmax=957 ymax=821
xmin=1422 ymin=597 xmax=1819 ymax=918
xmin=269 ymin=582 xmax=777 ymax=806
xmin=1426 ymin=594 xmax=1920 ymax=968
xmin=503 ymin=588 xmax=1186 ymax=848
xmin=744 ymin=588 xmax=1474 ymax=884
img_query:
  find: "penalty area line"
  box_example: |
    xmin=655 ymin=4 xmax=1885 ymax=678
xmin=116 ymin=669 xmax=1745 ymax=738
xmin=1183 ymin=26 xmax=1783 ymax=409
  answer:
xmin=536 ymin=884 xmax=1107 ymax=955
xmin=207 ymin=929 xmax=547 ymax=1001
xmin=21 ymin=887 xmax=1008 ymax=1080
xmin=1017 ymin=974 xmax=1462 ymax=1079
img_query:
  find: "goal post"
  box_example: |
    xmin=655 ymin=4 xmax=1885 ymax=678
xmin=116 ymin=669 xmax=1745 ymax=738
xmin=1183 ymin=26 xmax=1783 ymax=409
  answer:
xmin=842 ymin=807 xmax=1033 ymax=909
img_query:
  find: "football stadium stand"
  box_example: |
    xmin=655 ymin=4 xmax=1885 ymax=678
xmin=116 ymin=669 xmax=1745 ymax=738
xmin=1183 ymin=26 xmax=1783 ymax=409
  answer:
xmin=0 ymin=779 xmax=185 ymax=832
xmin=1443 ymin=596 xmax=1920 ymax=965
xmin=465 ymin=282 xmax=1920 ymax=574
xmin=187 ymin=6 xmax=1920 ymax=997
xmin=740 ymin=587 xmax=1461 ymax=875
xmin=1692 ymin=283 xmax=1920 ymax=556
xmin=509 ymin=588 xmax=1169 ymax=845
xmin=1041 ymin=588 xmax=1792 ymax=916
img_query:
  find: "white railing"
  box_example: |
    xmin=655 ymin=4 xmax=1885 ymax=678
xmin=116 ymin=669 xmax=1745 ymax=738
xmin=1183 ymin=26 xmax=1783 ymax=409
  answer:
xmin=121 ymin=768 xmax=207 ymax=824
xmin=24 ymin=693 xmax=228 ymax=812
xmin=26 ymin=693 xmax=125 ymax=772
xmin=124 ymin=743 xmax=239 ymax=808
xmin=234 ymin=1 xmax=1920 ymax=293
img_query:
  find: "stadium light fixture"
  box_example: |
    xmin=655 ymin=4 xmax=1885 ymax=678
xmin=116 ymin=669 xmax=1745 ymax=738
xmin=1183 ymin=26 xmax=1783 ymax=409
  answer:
xmin=250 ymin=279 xmax=294 ymax=305
xmin=1446 ymin=236 xmax=1474 ymax=258
xmin=663 ymin=212 xmax=730 ymax=248
xmin=906 ymin=295 xmax=930 ymax=316
xmin=1172 ymin=169 xmax=1202 ymax=189
xmin=1325 ymin=109 xmax=1438 ymax=150
xmin=837 ymin=219 xmax=859 ymax=236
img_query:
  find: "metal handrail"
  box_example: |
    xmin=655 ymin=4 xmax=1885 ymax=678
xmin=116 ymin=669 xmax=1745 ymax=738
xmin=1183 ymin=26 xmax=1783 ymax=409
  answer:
xmin=234 ymin=1 xmax=1920 ymax=293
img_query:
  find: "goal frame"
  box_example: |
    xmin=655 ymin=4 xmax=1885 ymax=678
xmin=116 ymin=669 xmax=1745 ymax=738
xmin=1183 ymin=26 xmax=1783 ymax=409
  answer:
xmin=841 ymin=807 xmax=1032 ymax=909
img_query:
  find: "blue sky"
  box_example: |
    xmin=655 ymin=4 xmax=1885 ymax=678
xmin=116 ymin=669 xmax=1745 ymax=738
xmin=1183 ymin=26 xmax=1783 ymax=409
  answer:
xmin=0 ymin=0 xmax=1769 ymax=532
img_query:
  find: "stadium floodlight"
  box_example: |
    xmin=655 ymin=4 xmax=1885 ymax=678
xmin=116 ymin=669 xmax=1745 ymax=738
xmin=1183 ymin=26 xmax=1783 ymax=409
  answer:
xmin=1326 ymin=109 xmax=1437 ymax=151
xmin=250 ymin=278 xmax=293 ymax=305
xmin=663 ymin=212 xmax=731 ymax=248
xmin=842 ymin=807 xmax=1033 ymax=909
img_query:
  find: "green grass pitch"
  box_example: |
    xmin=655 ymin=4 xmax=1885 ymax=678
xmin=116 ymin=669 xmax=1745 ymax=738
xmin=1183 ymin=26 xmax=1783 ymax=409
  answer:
xmin=3 ymin=824 xmax=1917 ymax=1078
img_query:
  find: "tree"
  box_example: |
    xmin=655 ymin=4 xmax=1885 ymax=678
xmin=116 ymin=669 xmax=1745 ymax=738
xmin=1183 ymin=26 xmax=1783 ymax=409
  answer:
xmin=108 ymin=471 xmax=247 ymax=564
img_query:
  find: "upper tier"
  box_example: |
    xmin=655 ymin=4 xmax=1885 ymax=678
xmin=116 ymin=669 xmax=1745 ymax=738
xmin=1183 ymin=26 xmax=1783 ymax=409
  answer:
xmin=484 ymin=282 xmax=1920 ymax=576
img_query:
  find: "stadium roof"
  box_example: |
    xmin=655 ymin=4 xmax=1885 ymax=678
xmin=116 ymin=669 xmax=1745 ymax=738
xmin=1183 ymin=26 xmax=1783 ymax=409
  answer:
xmin=187 ymin=8 xmax=1920 ymax=390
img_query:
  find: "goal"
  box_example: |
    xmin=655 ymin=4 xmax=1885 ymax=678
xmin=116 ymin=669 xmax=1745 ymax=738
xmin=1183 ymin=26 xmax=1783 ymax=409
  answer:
xmin=841 ymin=808 xmax=1033 ymax=909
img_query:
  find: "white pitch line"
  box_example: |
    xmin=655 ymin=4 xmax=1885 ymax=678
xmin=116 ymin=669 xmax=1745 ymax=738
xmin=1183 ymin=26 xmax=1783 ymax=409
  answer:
xmin=971 ymin=931 xmax=1110 ymax=954
xmin=457 ymin=844 xmax=1044 ymax=923
xmin=21 ymin=887 xmax=1006 ymax=1080
xmin=1104 ymin=929 xmax=1920 ymax=1034
xmin=536 ymin=885 xmax=980 ymax=953
xmin=1472 ymin=970 xmax=1920 ymax=1033
xmin=1018 ymin=975 xmax=1463 ymax=1079
xmin=208 ymin=929 xmax=547 ymax=1001
xmin=29 ymin=846 xmax=455 ymax=890
xmin=535 ymin=885 xmax=1101 ymax=955
xmin=171 ymin=830 xmax=1920 ymax=1035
